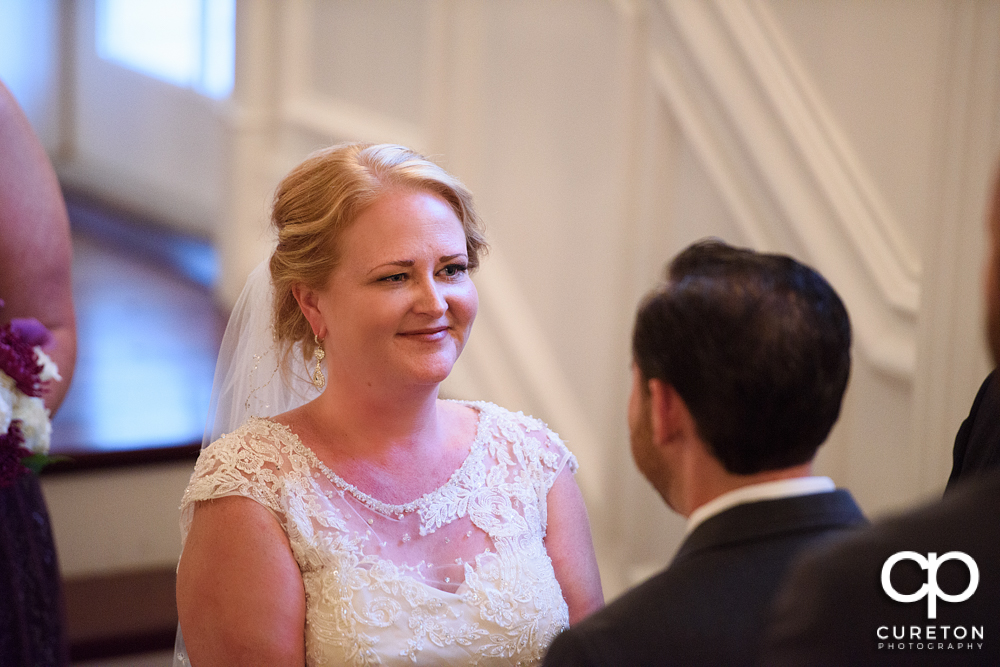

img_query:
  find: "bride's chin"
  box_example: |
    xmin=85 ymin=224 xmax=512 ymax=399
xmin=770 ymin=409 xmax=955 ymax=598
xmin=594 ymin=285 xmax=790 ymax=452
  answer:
xmin=407 ymin=359 xmax=459 ymax=386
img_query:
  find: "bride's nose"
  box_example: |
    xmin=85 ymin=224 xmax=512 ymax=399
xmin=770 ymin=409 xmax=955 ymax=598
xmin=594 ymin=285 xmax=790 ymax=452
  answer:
xmin=414 ymin=279 xmax=447 ymax=316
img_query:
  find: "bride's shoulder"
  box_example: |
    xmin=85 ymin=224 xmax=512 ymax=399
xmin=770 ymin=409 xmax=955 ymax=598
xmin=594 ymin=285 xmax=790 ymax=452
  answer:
xmin=464 ymin=399 xmax=554 ymax=438
xmin=181 ymin=417 xmax=304 ymax=542
xmin=187 ymin=417 xmax=310 ymax=498
xmin=202 ymin=416 xmax=302 ymax=459
xmin=457 ymin=399 xmax=577 ymax=471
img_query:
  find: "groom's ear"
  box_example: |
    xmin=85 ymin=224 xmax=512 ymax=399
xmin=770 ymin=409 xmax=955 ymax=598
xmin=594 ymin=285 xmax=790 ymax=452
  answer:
xmin=648 ymin=379 xmax=695 ymax=452
xmin=292 ymin=283 xmax=325 ymax=338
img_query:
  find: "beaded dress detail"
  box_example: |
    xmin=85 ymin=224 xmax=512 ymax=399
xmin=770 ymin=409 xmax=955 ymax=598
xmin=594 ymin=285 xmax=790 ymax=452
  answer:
xmin=179 ymin=400 xmax=575 ymax=666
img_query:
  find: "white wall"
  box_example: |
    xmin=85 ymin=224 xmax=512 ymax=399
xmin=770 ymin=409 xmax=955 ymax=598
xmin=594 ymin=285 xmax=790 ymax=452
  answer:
xmin=0 ymin=0 xmax=63 ymax=151
xmin=19 ymin=0 xmax=1000 ymax=597
xmin=42 ymin=463 xmax=194 ymax=576
xmin=55 ymin=0 xmax=227 ymax=238
xmin=1 ymin=0 xmax=227 ymax=238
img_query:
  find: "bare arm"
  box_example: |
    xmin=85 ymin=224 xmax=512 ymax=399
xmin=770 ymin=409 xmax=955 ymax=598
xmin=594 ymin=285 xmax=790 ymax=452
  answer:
xmin=176 ymin=496 xmax=307 ymax=666
xmin=545 ymin=468 xmax=604 ymax=625
xmin=0 ymin=81 xmax=76 ymax=412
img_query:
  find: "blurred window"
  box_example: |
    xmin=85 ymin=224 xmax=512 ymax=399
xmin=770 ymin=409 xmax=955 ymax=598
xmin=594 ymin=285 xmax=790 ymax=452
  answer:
xmin=96 ymin=0 xmax=235 ymax=99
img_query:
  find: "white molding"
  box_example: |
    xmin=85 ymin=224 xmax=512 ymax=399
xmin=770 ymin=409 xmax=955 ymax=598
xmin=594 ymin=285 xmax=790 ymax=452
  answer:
xmin=279 ymin=0 xmax=310 ymax=115
xmin=216 ymin=0 xmax=282 ymax=308
xmin=651 ymin=0 xmax=920 ymax=378
xmin=724 ymin=0 xmax=921 ymax=302
xmin=281 ymin=95 xmax=428 ymax=150
xmin=426 ymin=0 xmax=490 ymax=183
xmin=647 ymin=53 xmax=770 ymax=250
xmin=277 ymin=0 xmax=456 ymax=162
xmin=277 ymin=0 xmax=430 ymax=150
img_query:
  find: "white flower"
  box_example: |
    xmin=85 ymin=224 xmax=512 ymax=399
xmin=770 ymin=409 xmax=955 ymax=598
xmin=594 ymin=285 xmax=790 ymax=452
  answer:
xmin=0 ymin=349 xmax=57 ymax=460
xmin=0 ymin=371 xmax=15 ymax=436
xmin=13 ymin=394 xmax=51 ymax=455
xmin=33 ymin=347 xmax=61 ymax=383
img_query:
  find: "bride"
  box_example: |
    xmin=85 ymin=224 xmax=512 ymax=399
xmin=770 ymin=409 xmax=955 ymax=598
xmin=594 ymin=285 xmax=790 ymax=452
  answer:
xmin=175 ymin=142 xmax=604 ymax=665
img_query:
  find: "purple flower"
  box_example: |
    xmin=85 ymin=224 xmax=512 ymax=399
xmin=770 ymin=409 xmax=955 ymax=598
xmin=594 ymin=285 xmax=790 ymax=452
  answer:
xmin=0 ymin=324 xmax=45 ymax=397
xmin=0 ymin=304 xmax=56 ymax=482
xmin=10 ymin=318 xmax=53 ymax=349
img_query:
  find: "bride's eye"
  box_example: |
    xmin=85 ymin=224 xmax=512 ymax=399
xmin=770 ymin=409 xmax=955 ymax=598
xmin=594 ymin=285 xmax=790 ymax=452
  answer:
xmin=439 ymin=264 xmax=468 ymax=278
xmin=381 ymin=272 xmax=407 ymax=283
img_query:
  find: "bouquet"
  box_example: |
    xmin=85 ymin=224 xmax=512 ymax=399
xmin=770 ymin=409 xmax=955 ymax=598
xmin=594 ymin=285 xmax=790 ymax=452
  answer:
xmin=0 ymin=300 xmax=61 ymax=488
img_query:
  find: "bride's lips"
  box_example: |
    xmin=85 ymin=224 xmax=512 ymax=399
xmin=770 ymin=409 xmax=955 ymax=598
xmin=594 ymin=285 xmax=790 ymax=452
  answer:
xmin=398 ymin=326 xmax=449 ymax=341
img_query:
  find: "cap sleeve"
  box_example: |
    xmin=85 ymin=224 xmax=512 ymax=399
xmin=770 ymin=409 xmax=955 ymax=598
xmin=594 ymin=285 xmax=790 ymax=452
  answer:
xmin=178 ymin=419 xmax=290 ymax=544
xmin=533 ymin=425 xmax=578 ymax=491
xmin=488 ymin=404 xmax=578 ymax=530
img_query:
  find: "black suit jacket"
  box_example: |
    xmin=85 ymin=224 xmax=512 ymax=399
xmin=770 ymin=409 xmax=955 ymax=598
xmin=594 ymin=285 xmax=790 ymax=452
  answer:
xmin=947 ymin=369 xmax=1000 ymax=490
xmin=761 ymin=472 xmax=1000 ymax=666
xmin=543 ymin=489 xmax=866 ymax=667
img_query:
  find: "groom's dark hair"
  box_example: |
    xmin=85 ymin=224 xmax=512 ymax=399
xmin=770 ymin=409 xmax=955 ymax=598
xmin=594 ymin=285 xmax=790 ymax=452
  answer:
xmin=632 ymin=239 xmax=852 ymax=475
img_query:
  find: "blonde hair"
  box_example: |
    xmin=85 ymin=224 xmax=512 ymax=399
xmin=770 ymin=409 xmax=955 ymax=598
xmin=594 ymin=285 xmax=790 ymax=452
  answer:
xmin=269 ymin=142 xmax=488 ymax=367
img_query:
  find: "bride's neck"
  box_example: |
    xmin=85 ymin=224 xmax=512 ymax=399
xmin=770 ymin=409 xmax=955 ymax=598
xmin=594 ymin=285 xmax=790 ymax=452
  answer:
xmin=308 ymin=378 xmax=443 ymax=454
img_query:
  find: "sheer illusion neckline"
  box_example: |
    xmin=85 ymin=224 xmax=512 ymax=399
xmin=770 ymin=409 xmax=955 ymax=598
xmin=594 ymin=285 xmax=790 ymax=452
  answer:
xmin=252 ymin=399 xmax=488 ymax=517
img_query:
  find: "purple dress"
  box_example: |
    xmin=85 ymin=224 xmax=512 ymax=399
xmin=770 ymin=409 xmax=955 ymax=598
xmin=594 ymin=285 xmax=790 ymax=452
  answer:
xmin=0 ymin=473 xmax=68 ymax=666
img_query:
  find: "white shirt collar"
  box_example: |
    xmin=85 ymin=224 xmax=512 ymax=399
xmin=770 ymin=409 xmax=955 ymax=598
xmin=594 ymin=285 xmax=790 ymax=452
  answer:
xmin=684 ymin=476 xmax=836 ymax=536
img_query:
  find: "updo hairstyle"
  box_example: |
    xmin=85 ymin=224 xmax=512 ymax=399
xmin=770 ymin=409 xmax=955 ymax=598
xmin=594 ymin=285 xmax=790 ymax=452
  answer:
xmin=269 ymin=142 xmax=488 ymax=368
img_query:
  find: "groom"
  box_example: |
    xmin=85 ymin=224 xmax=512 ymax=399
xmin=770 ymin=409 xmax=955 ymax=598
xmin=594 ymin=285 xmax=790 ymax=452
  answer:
xmin=759 ymin=167 xmax=1000 ymax=666
xmin=544 ymin=239 xmax=866 ymax=666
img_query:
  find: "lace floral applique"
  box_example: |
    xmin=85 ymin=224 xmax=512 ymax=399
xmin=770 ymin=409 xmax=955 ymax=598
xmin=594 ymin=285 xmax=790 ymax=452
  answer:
xmin=180 ymin=401 xmax=576 ymax=666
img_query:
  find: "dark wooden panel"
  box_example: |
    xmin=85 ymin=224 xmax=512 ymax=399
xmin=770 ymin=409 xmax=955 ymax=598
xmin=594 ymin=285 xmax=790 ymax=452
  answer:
xmin=64 ymin=568 xmax=178 ymax=661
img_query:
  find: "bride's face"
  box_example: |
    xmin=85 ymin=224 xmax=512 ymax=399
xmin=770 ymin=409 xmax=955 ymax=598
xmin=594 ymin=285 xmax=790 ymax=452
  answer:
xmin=308 ymin=187 xmax=478 ymax=388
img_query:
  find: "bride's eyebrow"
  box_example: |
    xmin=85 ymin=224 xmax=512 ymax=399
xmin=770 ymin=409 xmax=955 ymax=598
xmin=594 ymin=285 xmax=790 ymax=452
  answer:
xmin=368 ymin=260 xmax=414 ymax=276
xmin=367 ymin=253 xmax=468 ymax=275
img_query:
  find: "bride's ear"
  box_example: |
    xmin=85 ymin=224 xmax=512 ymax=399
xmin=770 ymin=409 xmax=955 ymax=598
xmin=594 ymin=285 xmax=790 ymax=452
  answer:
xmin=292 ymin=283 xmax=325 ymax=339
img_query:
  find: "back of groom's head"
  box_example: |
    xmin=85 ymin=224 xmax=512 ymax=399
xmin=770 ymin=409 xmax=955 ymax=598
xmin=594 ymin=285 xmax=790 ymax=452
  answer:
xmin=632 ymin=239 xmax=852 ymax=475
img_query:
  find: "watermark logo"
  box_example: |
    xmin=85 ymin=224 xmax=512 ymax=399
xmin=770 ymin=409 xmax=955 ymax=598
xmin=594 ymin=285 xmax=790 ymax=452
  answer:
xmin=881 ymin=551 xmax=979 ymax=619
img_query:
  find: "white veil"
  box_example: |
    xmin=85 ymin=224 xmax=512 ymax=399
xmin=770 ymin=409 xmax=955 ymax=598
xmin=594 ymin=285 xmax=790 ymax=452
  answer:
xmin=202 ymin=258 xmax=320 ymax=447
xmin=173 ymin=258 xmax=321 ymax=666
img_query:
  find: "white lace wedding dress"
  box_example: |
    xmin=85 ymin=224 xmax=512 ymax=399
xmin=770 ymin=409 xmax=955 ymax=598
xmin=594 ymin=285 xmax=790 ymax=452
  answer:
xmin=179 ymin=400 xmax=574 ymax=666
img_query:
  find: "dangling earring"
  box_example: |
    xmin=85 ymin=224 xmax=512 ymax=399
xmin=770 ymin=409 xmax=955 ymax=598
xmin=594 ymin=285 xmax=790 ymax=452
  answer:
xmin=312 ymin=334 xmax=326 ymax=389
